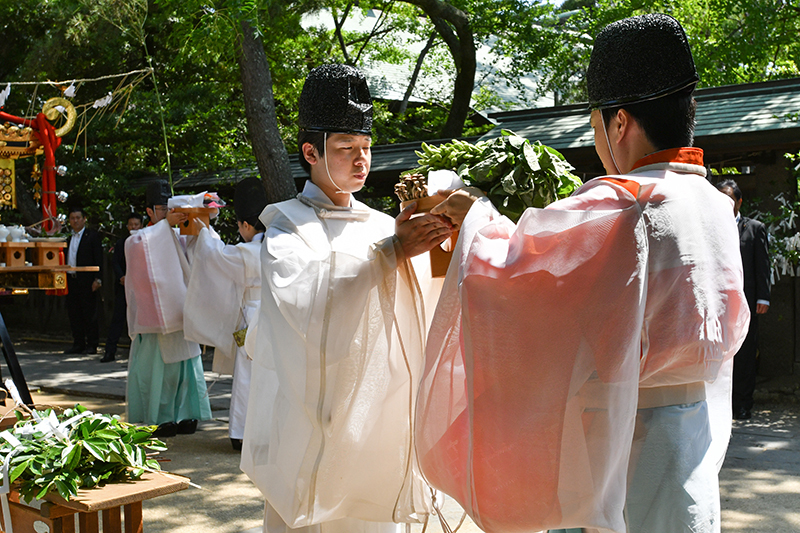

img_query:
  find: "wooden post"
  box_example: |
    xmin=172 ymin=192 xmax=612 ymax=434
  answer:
xmin=102 ymin=507 xmax=122 ymax=533
xmin=78 ymin=511 xmax=99 ymax=532
xmin=123 ymin=502 xmax=143 ymax=533
xmin=62 ymin=515 xmax=77 ymax=533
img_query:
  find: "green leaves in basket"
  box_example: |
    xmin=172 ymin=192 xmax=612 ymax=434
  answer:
xmin=0 ymin=404 xmax=167 ymax=503
xmin=406 ymin=130 xmax=583 ymax=221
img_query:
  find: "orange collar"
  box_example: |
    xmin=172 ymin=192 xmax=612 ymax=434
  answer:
xmin=630 ymin=147 xmax=704 ymax=171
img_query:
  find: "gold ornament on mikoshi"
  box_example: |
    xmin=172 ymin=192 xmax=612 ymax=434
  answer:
xmin=0 ymin=122 xmax=37 ymax=160
xmin=31 ymin=161 xmax=42 ymax=204
xmin=41 ymin=97 xmax=77 ymax=138
xmin=0 ymin=160 xmax=17 ymax=210
xmin=0 ymin=98 xmax=76 ymax=160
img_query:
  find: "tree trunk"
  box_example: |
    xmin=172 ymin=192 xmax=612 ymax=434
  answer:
xmin=402 ymin=0 xmax=476 ymax=138
xmin=15 ymin=170 xmax=45 ymax=227
xmin=237 ymin=20 xmax=297 ymax=203
xmin=397 ymin=32 xmax=437 ymax=115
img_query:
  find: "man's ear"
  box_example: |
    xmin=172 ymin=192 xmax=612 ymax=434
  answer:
xmin=614 ymin=109 xmax=632 ymax=142
xmin=145 ymin=207 xmax=154 ymax=220
xmin=302 ymin=142 xmax=319 ymax=167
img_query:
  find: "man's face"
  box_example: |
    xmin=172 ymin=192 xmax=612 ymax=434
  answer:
xmin=237 ymin=220 xmax=257 ymax=243
xmin=309 ymin=133 xmax=371 ymax=197
xmin=127 ymin=217 xmax=143 ymax=232
xmin=148 ymin=205 xmax=168 ymax=223
xmin=720 ymin=187 xmax=742 ymax=217
xmin=68 ymin=211 xmax=86 ymax=233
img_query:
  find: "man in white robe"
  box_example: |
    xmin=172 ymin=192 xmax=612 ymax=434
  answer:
xmin=184 ymin=177 xmax=270 ymax=450
xmin=125 ymin=180 xmax=212 ymax=437
xmin=242 ymin=64 xmax=452 ymax=533
xmin=419 ymin=14 xmax=750 ymax=533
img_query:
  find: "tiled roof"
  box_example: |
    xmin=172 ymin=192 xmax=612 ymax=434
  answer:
xmin=481 ymin=78 xmax=800 ymax=149
xmin=137 ymin=78 xmax=800 ymax=191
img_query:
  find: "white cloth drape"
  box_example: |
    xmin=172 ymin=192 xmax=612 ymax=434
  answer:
xmin=184 ymin=227 xmax=264 ymax=438
xmin=125 ymin=220 xmax=197 ymax=363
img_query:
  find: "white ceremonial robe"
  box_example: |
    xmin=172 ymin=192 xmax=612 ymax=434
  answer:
xmin=124 ymin=220 xmax=211 ymax=425
xmin=242 ymin=182 xmax=432 ymax=533
xmin=184 ymin=227 xmax=267 ymax=439
xmin=417 ymin=149 xmax=750 ymax=533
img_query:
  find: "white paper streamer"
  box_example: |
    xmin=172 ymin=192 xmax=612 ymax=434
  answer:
xmin=0 ymin=84 xmax=10 ymax=108
xmin=92 ymin=92 xmax=113 ymax=108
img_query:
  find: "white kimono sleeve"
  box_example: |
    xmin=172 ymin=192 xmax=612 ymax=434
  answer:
xmin=184 ymin=226 xmax=245 ymax=375
xmin=417 ymin=190 xmax=648 ymax=533
xmin=125 ymin=220 xmax=191 ymax=336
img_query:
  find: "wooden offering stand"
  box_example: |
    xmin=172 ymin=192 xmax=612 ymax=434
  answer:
xmin=0 ymin=243 xmax=35 ymax=268
xmin=171 ymin=207 xmax=216 ymax=236
xmin=400 ymin=195 xmax=457 ymax=278
xmin=0 ymin=472 xmax=190 ymax=533
xmin=0 ymin=240 xmax=99 ymax=291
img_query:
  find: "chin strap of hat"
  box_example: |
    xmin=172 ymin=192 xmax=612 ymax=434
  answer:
xmin=600 ymin=111 xmax=622 ymax=175
xmin=323 ymin=132 xmax=349 ymax=196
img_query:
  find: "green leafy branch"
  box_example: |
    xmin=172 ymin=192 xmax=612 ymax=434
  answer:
xmin=0 ymin=405 xmax=166 ymax=504
xmin=750 ymin=151 xmax=800 ymax=280
xmin=405 ymin=130 xmax=582 ymax=221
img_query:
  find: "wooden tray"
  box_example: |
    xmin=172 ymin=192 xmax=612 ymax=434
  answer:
xmin=172 ymin=207 xmax=216 ymax=236
xmin=400 ymin=195 xmax=454 ymax=277
xmin=1 ymin=471 xmax=190 ymax=533
xmin=400 ymin=194 xmax=445 ymax=213
xmin=30 ymin=471 xmax=191 ymax=513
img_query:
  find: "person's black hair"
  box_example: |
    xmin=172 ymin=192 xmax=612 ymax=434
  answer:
xmin=601 ymin=89 xmax=697 ymax=150
xmin=68 ymin=205 xmax=86 ymax=217
xmin=240 ymin=215 xmax=266 ymax=232
xmin=128 ymin=211 xmax=144 ymax=223
xmin=298 ymin=130 xmax=326 ymax=175
xmin=716 ymin=179 xmax=742 ymax=201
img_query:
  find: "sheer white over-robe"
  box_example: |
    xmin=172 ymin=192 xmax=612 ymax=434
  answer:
xmin=125 ymin=221 xmax=191 ymax=341
xmin=124 ymin=220 xmax=211 ymax=425
xmin=416 ymin=153 xmax=750 ymax=533
xmin=184 ymin=227 xmax=264 ymax=439
xmin=241 ymin=182 xmax=433 ymax=532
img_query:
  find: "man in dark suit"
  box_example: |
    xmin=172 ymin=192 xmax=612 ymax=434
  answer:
xmin=64 ymin=206 xmax=104 ymax=354
xmin=717 ymin=179 xmax=771 ymax=419
xmin=101 ymin=212 xmax=143 ymax=363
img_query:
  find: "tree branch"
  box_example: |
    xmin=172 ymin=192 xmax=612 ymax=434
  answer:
xmin=354 ymin=0 xmax=396 ymax=65
xmin=332 ymin=2 xmax=354 ymax=65
xmin=401 ymin=0 xmax=476 ymax=137
xmin=398 ymin=31 xmax=437 ymax=115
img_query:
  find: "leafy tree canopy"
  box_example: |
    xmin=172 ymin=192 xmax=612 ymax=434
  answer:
xmin=545 ymin=0 xmax=800 ymax=104
xmin=2 ymin=0 xmax=798 ymax=242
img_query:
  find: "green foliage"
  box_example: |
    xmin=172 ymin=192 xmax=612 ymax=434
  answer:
xmin=1 ymin=0 xmax=256 ymax=244
xmin=6 ymin=0 xmax=798 ymax=238
xmin=750 ymin=152 xmax=800 ymax=279
xmin=0 ymin=404 xmax=166 ymax=504
xmin=406 ymin=131 xmax=582 ymax=221
xmin=542 ymin=0 xmax=800 ymax=104
xmin=371 ymin=101 xmax=492 ymax=145
xmin=709 ymin=167 xmax=741 ymax=176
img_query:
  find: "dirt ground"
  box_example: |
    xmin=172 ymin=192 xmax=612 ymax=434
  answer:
xmin=5 ymin=390 xmax=798 ymax=533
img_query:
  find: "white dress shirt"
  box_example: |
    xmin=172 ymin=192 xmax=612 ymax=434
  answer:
xmin=67 ymin=226 xmax=85 ymax=268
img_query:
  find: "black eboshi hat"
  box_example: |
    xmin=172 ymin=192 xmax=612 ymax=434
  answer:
xmin=587 ymin=13 xmax=699 ymax=110
xmin=146 ymin=180 xmax=171 ymax=207
xmin=234 ymin=177 xmax=268 ymax=221
xmin=298 ymin=64 xmax=373 ymax=135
